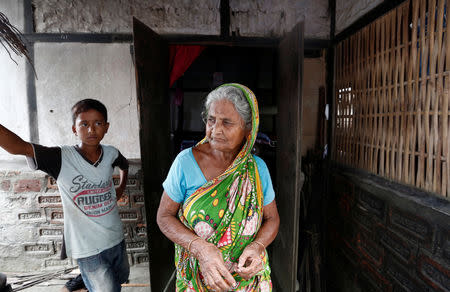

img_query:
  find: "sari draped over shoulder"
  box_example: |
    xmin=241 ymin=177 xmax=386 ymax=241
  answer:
xmin=175 ymin=84 xmax=272 ymax=292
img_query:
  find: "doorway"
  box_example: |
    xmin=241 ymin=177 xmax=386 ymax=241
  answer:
xmin=133 ymin=18 xmax=304 ymax=292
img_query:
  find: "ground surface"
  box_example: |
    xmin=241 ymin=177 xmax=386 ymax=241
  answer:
xmin=4 ymin=265 xmax=150 ymax=292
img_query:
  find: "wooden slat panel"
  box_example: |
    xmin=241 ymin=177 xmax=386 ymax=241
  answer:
xmin=333 ymin=0 xmax=450 ymax=198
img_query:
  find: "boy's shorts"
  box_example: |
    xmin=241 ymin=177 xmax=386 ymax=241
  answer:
xmin=77 ymin=240 xmax=129 ymax=292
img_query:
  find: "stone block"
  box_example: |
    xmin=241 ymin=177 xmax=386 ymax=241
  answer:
xmin=444 ymin=231 xmax=450 ymax=264
xmin=18 ymin=211 xmax=44 ymax=221
xmin=418 ymin=255 xmax=450 ymax=292
xmin=55 ymin=241 xmax=63 ymax=254
xmin=125 ymin=240 xmax=146 ymax=252
xmin=24 ymin=242 xmax=55 ymax=255
xmin=358 ymin=263 xmax=392 ymax=292
xmin=122 ymin=223 xmax=133 ymax=239
xmin=38 ymin=194 xmax=62 ymax=206
xmin=134 ymin=253 xmax=149 ymax=265
xmin=352 ymin=203 xmax=374 ymax=231
xmin=45 ymin=207 xmax=64 ymax=224
xmin=117 ymin=193 xmax=130 ymax=208
xmin=46 ymin=176 xmax=58 ymax=190
xmin=389 ymin=207 xmax=432 ymax=244
xmin=1 ymin=180 xmax=11 ymax=191
xmin=131 ymin=193 xmax=145 ymax=207
xmin=126 ymin=177 xmax=139 ymax=190
xmin=357 ymin=232 xmax=384 ymax=267
xmin=385 ymin=255 xmax=427 ymax=292
xmin=44 ymin=258 xmax=71 ymax=269
xmin=119 ymin=209 xmax=141 ymax=222
xmin=14 ymin=179 xmax=42 ymax=193
xmin=359 ymin=191 xmax=385 ymax=220
xmin=377 ymin=227 xmax=413 ymax=263
xmin=39 ymin=228 xmax=63 ymax=237
xmin=136 ymin=224 xmax=147 ymax=237
xmin=127 ymin=252 xmax=134 ymax=266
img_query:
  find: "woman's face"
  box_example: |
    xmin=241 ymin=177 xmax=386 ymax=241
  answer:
xmin=206 ymin=99 xmax=249 ymax=153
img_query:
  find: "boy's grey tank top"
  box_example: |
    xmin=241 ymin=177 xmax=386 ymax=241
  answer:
xmin=57 ymin=145 xmax=123 ymax=259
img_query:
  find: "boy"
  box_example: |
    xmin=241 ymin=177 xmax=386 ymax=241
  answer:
xmin=0 ymin=99 xmax=129 ymax=292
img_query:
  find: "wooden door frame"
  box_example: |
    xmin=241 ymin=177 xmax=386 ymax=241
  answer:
xmin=135 ymin=32 xmax=305 ymax=291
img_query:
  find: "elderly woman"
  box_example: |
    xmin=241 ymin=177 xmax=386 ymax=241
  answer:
xmin=157 ymin=83 xmax=280 ymax=291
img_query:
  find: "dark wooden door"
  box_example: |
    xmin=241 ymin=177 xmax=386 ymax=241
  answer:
xmin=272 ymin=22 xmax=304 ymax=292
xmin=132 ymin=17 xmax=173 ymax=291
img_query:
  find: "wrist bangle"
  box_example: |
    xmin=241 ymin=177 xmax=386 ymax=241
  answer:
xmin=252 ymin=240 xmax=265 ymax=250
xmin=188 ymin=237 xmax=201 ymax=252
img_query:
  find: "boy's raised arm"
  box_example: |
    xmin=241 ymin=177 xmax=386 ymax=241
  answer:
xmin=0 ymin=124 xmax=34 ymax=157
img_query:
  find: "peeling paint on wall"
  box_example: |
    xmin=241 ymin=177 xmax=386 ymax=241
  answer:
xmin=32 ymin=0 xmax=221 ymax=35
xmin=229 ymin=0 xmax=329 ymax=38
xmin=32 ymin=0 xmax=329 ymax=38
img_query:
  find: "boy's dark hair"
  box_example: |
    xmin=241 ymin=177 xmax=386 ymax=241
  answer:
xmin=71 ymin=99 xmax=108 ymax=125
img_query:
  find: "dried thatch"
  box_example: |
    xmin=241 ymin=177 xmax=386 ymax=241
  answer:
xmin=0 ymin=11 xmax=36 ymax=75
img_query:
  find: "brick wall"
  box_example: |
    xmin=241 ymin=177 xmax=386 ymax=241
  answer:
xmin=0 ymin=163 xmax=148 ymax=272
xmin=326 ymin=167 xmax=450 ymax=292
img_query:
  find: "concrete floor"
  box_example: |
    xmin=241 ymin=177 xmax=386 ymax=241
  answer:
xmin=4 ymin=265 xmax=150 ymax=292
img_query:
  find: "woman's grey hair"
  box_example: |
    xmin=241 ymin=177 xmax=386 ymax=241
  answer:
xmin=202 ymin=85 xmax=252 ymax=130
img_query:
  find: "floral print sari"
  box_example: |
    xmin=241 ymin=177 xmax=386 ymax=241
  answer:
xmin=175 ymin=84 xmax=272 ymax=291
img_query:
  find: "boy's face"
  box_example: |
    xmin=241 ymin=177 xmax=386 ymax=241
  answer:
xmin=72 ymin=109 xmax=109 ymax=146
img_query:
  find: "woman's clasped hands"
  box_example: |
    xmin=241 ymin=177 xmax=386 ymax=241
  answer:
xmin=192 ymin=239 xmax=264 ymax=291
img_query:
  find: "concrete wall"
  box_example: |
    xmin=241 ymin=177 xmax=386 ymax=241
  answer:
xmin=34 ymin=43 xmax=140 ymax=159
xmin=33 ymin=0 xmax=330 ymax=38
xmin=0 ymin=0 xmax=29 ymax=162
xmin=327 ymin=168 xmax=450 ymax=291
xmin=33 ymin=0 xmax=221 ymax=35
xmin=336 ymin=0 xmax=384 ymax=34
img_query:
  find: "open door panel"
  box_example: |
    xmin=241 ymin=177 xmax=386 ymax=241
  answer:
xmin=272 ymin=22 xmax=304 ymax=292
xmin=132 ymin=17 xmax=173 ymax=291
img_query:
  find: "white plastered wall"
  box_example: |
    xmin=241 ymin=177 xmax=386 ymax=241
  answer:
xmin=34 ymin=43 xmax=140 ymax=159
xmin=0 ymin=0 xmax=30 ymax=163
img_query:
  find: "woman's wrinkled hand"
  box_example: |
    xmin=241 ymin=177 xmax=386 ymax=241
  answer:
xmin=236 ymin=242 xmax=264 ymax=281
xmin=192 ymin=240 xmax=237 ymax=292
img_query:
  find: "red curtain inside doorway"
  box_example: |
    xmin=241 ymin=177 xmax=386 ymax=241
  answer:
xmin=169 ymin=45 xmax=206 ymax=87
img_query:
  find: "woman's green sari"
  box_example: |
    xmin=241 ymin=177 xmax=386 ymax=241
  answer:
xmin=175 ymin=84 xmax=272 ymax=291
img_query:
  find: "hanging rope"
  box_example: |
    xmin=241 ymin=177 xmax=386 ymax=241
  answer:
xmin=0 ymin=12 xmax=36 ymax=76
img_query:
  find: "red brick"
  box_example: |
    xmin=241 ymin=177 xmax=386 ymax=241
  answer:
xmin=14 ymin=179 xmax=42 ymax=193
xmin=1 ymin=180 xmax=11 ymax=191
xmin=46 ymin=177 xmax=58 ymax=190
xmin=117 ymin=194 xmax=130 ymax=207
